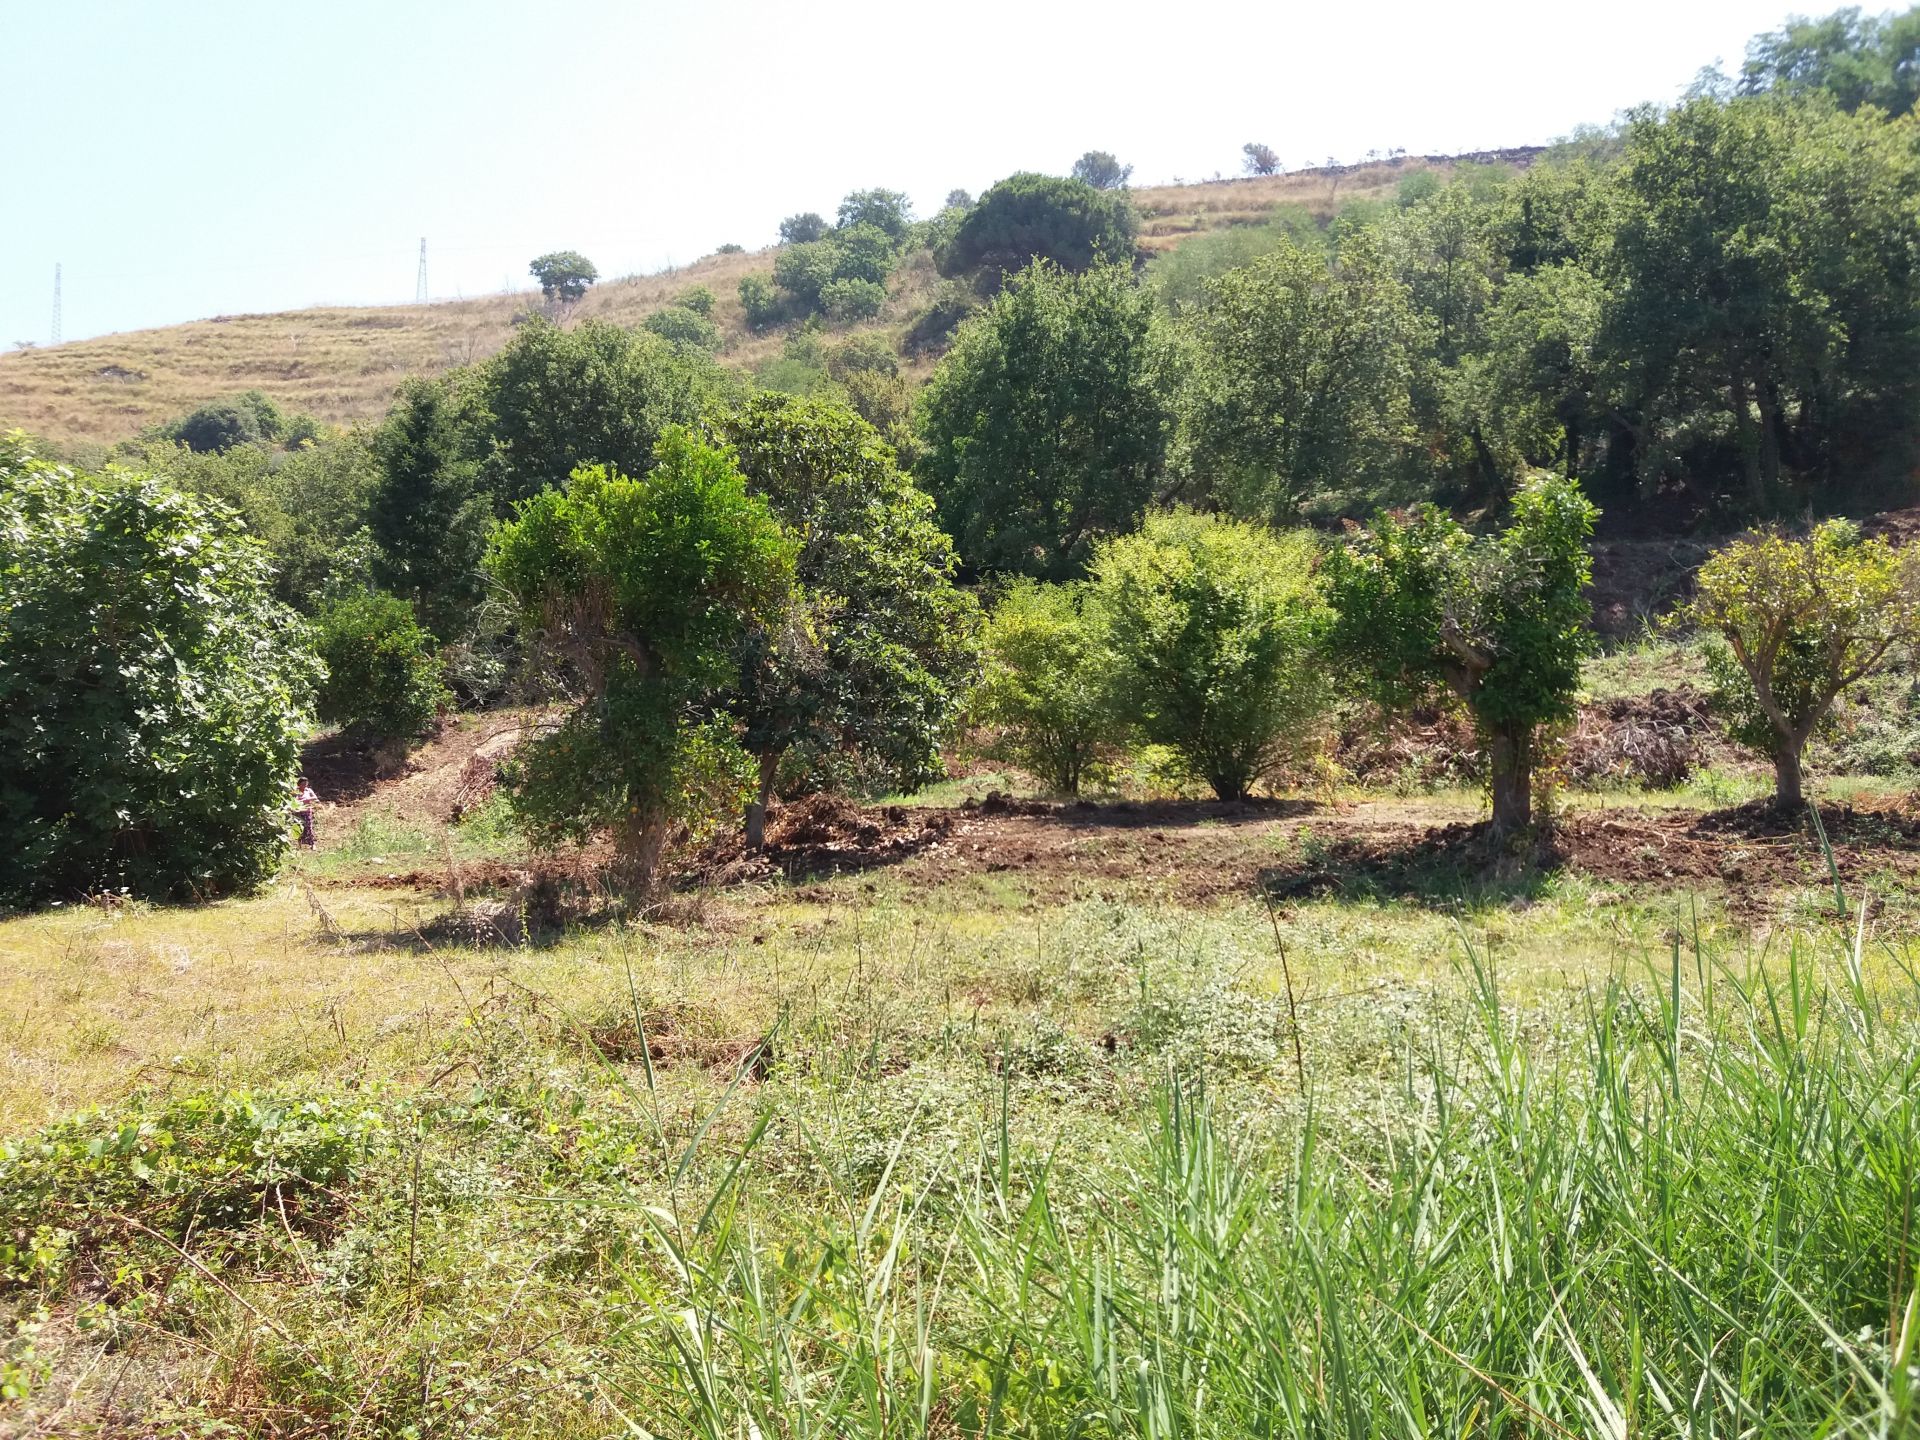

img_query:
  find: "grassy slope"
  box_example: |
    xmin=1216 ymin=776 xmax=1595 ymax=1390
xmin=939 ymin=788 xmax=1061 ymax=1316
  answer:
xmin=0 ymin=158 xmax=1467 ymax=451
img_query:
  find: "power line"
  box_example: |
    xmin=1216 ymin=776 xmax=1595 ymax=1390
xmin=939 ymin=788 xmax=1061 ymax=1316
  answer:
xmin=415 ymin=237 xmax=428 ymax=303
xmin=50 ymin=263 xmax=61 ymax=345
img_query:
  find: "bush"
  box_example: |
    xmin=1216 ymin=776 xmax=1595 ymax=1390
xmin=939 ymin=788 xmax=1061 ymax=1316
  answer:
xmin=903 ymin=283 xmax=980 ymax=356
xmin=971 ymin=579 xmax=1120 ymax=794
xmin=167 ymin=389 xmax=286 ymax=454
xmin=715 ymin=242 xmax=744 ymax=255
xmin=643 ymin=304 xmax=723 ymax=349
xmin=313 ymin=591 xmax=449 ymax=743
xmin=0 ymin=438 xmax=320 ymax=905
xmin=677 ymin=284 xmax=716 ymax=316
xmin=774 ymin=241 xmax=838 ymax=308
xmin=1092 ymin=513 xmax=1327 ymax=800
xmin=826 ymin=335 xmax=899 ymax=381
xmin=937 ymin=172 xmax=1138 ymax=280
xmin=739 ymin=273 xmax=784 ymax=330
xmin=821 ymin=277 xmax=886 ymax=322
xmin=830 ymin=223 xmax=895 ymax=284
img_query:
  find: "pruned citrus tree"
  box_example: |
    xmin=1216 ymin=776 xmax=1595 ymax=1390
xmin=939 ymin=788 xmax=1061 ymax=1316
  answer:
xmin=487 ymin=429 xmax=793 ymax=890
xmin=716 ymin=394 xmax=979 ymax=849
xmin=1092 ymin=512 xmax=1328 ymax=801
xmin=1325 ymin=472 xmax=1598 ymax=838
xmin=1688 ymin=520 xmax=1920 ymax=808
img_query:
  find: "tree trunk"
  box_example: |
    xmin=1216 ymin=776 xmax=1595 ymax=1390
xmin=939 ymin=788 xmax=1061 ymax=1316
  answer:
xmin=1772 ymin=740 xmax=1805 ymax=810
xmin=1756 ymin=370 xmax=1784 ymax=494
xmin=744 ymin=749 xmax=780 ymax=853
xmin=1487 ymin=728 xmax=1532 ymax=840
xmin=614 ymin=803 xmax=672 ymax=896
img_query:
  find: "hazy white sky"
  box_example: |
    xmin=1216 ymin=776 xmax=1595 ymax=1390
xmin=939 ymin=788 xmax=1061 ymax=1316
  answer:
xmin=3 ymin=0 xmax=1807 ymax=343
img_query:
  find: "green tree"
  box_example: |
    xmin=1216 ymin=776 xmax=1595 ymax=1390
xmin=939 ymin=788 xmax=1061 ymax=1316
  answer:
xmin=528 ymin=250 xmax=598 ymax=303
xmin=917 ymin=260 xmax=1167 ymax=578
xmin=1602 ymin=96 xmax=1920 ymax=505
xmin=487 ymin=429 xmax=793 ymax=889
xmin=716 ymin=395 xmax=979 ymax=847
xmin=971 ymin=579 xmax=1119 ymax=795
xmin=166 ymin=390 xmax=286 ymax=454
xmin=0 ymin=436 xmax=320 ymax=905
xmin=1324 ymin=473 xmax=1598 ymax=838
xmin=820 ymin=278 xmax=886 ymax=322
xmin=936 ymin=173 xmax=1138 ymax=280
xmin=1687 ymin=520 xmax=1920 ymax=807
xmin=779 ymin=213 xmax=829 ymax=244
xmin=313 ymin=590 xmax=449 ymax=744
xmin=1243 ymin=143 xmax=1281 ymax=176
xmin=1093 ymin=513 xmax=1327 ymax=801
xmin=368 ymin=376 xmax=491 ymax=639
xmin=739 ymin=274 xmax=784 ymax=330
xmin=1071 ymin=151 xmax=1133 ymax=189
xmin=474 ymin=316 xmax=731 ymax=503
xmin=677 ymin=284 xmax=716 ymax=316
xmin=1173 ymin=232 xmax=1418 ymax=519
xmin=837 ymin=189 xmax=913 ymax=243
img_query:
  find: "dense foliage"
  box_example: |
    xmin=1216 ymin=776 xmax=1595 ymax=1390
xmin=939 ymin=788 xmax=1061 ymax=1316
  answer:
xmin=1092 ymin=513 xmax=1327 ymax=800
xmin=970 ymin=579 xmax=1119 ymax=795
xmin=937 ymin=172 xmax=1139 ymax=279
xmin=916 ymin=261 xmax=1166 ymax=579
xmin=473 ymin=317 xmax=731 ymax=503
xmin=716 ymin=395 xmax=979 ymax=845
xmin=312 ymin=590 xmax=449 ymax=744
xmin=487 ymin=430 xmax=793 ymax=887
xmin=0 ymin=437 xmax=319 ymax=904
xmin=1689 ymin=520 xmax=1920 ymax=805
xmin=1325 ymin=472 xmax=1598 ymax=835
xmin=367 ymin=376 xmax=490 ymax=638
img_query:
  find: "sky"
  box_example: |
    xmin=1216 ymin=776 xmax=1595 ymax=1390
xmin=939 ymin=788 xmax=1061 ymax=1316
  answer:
xmin=2 ymin=0 xmax=1810 ymax=345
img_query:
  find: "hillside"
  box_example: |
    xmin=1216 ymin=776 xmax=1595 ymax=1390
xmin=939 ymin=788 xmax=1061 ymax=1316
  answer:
xmin=0 ymin=154 xmax=1524 ymax=450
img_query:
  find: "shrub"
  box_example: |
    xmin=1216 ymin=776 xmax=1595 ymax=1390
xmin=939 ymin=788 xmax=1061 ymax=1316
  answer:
xmin=313 ymin=590 xmax=449 ymax=743
xmin=643 ymin=304 xmax=723 ymax=349
xmin=0 ymin=437 xmax=320 ymax=905
xmin=937 ymin=172 xmax=1138 ymax=279
xmin=971 ymin=579 xmax=1120 ymax=794
xmin=774 ymin=241 xmax=838 ymax=308
xmin=739 ymin=273 xmax=784 ymax=329
xmin=715 ymin=242 xmax=744 ymax=255
xmin=677 ymin=284 xmax=716 ymax=316
xmin=826 ymin=335 xmax=899 ymax=381
xmin=168 ymin=392 xmax=280 ymax=454
xmin=1092 ymin=513 xmax=1328 ymax=800
xmin=829 ymin=223 xmax=895 ymax=285
xmin=903 ymin=283 xmax=980 ymax=356
xmin=1687 ymin=519 xmax=1920 ymax=806
xmin=821 ymin=277 xmax=886 ymax=322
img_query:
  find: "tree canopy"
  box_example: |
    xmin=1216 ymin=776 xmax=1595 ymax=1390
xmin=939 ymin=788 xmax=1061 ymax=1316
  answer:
xmin=528 ymin=251 xmax=598 ymax=303
xmin=937 ymin=173 xmax=1138 ymax=280
xmin=916 ymin=261 xmax=1166 ymax=579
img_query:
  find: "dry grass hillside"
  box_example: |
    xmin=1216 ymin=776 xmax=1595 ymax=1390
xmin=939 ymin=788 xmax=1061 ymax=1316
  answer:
xmin=0 ymin=153 xmax=1533 ymax=450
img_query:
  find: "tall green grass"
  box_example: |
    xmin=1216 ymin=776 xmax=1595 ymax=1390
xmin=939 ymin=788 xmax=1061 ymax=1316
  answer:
xmin=609 ymin=931 xmax=1920 ymax=1436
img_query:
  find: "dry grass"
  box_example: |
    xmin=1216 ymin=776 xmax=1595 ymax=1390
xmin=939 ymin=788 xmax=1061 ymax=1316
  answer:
xmin=0 ymin=158 xmax=1535 ymax=450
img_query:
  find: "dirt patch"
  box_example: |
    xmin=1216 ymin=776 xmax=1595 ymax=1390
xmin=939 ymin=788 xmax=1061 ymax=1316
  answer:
xmin=303 ymin=711 xmax=551 ymax=839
